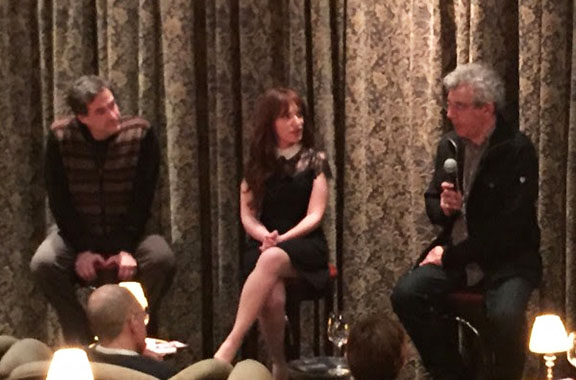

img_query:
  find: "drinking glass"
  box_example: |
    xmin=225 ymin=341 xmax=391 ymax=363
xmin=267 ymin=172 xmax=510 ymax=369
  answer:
xmin=327 ymin=313 xmax=350 ymax=376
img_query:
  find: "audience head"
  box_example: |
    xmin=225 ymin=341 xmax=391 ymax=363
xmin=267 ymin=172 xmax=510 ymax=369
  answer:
xmin=347 ymin=314 xmax=407 ymax=380
xmin=67 ymin=75 xmax=120 ymax=140
xmin=443 ymin=62 xmax=505 ymax=112
xmin=86 ymin=284 xmax=147 ymax=353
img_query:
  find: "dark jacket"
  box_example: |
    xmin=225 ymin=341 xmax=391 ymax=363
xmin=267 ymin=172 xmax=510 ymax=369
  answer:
xmin=86 ymin=347 xmax=177 ymax=380
xmin=418 ymin=116 xmax=542 ymax=286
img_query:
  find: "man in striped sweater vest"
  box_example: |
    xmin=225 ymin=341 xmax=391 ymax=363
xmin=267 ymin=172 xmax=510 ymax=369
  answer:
xmin=30 ymin=75 xmax=175 ymax=345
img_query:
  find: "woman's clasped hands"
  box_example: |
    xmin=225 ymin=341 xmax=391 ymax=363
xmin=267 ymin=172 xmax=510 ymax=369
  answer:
xmin=260 ymin=230 xmax=279 ymax=252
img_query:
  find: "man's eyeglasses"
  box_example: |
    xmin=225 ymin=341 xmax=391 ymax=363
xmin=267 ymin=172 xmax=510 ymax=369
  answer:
xmin=443 ymin=100 xmax=484 ymax=112
xmin=132 ymin=309 xmax=150 ymax=325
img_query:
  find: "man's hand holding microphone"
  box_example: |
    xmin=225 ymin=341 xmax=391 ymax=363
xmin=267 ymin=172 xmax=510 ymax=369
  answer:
xmin=420 ymin=158 xmax=463 ymax=267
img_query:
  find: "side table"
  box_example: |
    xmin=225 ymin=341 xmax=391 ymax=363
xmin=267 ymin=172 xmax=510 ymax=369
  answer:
xmin=288 ymin=356 xmax=352 ymax=380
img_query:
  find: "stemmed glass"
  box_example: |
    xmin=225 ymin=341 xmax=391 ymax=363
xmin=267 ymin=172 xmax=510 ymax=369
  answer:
xmin=567 ymin=332 xmax=576 ymax=368
xmin=327 ymin=313 xmax=350 ymax=376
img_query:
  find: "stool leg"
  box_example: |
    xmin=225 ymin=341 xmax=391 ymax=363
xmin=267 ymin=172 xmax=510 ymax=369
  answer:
xmin=292 ymin=307 xmax=301 ymax=358
xmin=285 ymin=295 xmax=301 ymax=360
xmin=313 ymin=299 xmax=320 ymax=355
xmin=324 ymin=282 xmax=334 ymax=355
xmin=455 ymin=317 xmax=489 ymax=380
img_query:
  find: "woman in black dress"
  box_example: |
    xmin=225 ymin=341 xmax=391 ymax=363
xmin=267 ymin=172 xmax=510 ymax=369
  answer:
xmin=214 ymin=88 xmax=330 ymax=379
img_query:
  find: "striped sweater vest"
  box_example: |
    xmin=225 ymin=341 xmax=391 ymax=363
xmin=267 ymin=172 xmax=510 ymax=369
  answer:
xmin=51 ymin=116 xmax=150 ymax=237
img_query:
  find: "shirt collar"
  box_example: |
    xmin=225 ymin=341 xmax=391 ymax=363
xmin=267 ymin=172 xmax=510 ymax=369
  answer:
xmin=94 ymin=344 xmax=139 ymax=356
xmin=276 ymin=143 xmax=302 ymax=160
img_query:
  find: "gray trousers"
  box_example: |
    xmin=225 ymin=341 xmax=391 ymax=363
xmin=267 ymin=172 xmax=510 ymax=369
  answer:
xmin=30 ymin=227 xmax=176 ymax=344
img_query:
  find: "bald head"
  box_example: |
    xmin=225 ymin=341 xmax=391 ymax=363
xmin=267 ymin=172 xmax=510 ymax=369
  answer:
xmin=87 ymin=284 xmax=142 ymax=342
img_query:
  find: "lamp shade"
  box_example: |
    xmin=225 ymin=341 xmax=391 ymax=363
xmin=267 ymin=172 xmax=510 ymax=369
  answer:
xmin=46 ymin=348 xmax=93 ymax=380
xmin=119 ymin=281 xmax=148 ymax=309
xmin=529 ymin=314 xmax=569 ymax=354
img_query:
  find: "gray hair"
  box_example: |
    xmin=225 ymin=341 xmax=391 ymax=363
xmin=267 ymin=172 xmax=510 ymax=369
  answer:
xmin=443 ymin=63 xmax=505 ymax=111
xmin=67 ymin=75 xmax=111 ymax=115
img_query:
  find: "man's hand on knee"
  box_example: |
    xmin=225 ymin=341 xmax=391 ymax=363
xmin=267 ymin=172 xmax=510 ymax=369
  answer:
xmin=104 ymin=251 xmax=137 ymax=281
xmin=419 ymin=245 xmax=444 ymax=267
xmin=75 ymin=251 xmax=106 ymax=282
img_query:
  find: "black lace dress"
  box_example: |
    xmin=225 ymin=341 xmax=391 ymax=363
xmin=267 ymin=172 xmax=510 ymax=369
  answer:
xmin=243 ymin=147 xmax=331 ymax=291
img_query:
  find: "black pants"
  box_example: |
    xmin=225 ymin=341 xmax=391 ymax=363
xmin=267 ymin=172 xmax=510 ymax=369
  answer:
xmin=391 ymin=264 xmax=534 ymax=380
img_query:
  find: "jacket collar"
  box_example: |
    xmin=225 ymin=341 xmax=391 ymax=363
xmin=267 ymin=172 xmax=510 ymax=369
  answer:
xmin=486 ymin=113 xmax=515 ymax=148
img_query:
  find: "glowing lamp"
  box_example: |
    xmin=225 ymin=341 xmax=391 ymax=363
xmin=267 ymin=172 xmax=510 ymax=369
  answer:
xmin=529 ymin=314 xmax=569 ymax=380
xmin=46 ymin=348 xmax=93 ymax=380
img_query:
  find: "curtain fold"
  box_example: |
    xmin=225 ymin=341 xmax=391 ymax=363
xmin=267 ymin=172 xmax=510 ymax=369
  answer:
xmin=520 ymin=0 xmax=573 ymax=318
xmin=567 ymin=0 xmax=576 ymax=332
xmin=0 ymin=0 xmax=46 ymax=339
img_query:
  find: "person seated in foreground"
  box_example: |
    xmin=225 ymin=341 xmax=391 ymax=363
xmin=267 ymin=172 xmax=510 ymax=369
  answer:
xmin=85 ymin=284 xmax=178 ymax=380
xmin=347 ymin=314 xmax=407 ymax=380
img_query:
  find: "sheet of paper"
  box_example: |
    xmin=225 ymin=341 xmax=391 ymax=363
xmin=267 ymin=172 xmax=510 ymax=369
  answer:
xmin=145 ymin=338 xmax=187 ymax=355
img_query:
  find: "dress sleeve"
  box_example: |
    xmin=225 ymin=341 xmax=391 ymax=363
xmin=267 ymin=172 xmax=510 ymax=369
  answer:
xmin=312 ymin=150 xmax=332 ymax=179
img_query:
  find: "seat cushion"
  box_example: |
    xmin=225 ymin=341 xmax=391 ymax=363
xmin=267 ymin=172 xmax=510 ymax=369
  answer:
xmin=8 ymin=360 xmax=160 ymax=380
xmin=91 ymin=362 xmax=159 ymax=380
xmin=0 ymin=339 xmax=52 ymax=378
xmin=227 ymin=360 xmax=272 ymax=380
xmin=0 ymin=336 xmax=18 ymax=358
xmin=170 ymin=358 xmax=232 ymax=380
xmin=6 ymin=360 xmax=50 ymax=380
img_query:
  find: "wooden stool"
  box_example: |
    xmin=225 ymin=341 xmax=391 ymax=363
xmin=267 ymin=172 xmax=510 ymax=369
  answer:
xmin=285 ymin=264 xmax=338 ymax=360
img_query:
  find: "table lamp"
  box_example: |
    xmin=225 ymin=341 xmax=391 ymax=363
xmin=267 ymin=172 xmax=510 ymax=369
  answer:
xmin=119 ymin=281 xmax=149 ymax=324
xmin=46 ymin=348 xmax=93 ymax=380
xmin=119 ymin=281 xmax=148 ymax=309
xmin=529 ymin=314 xmax=569 ymax=380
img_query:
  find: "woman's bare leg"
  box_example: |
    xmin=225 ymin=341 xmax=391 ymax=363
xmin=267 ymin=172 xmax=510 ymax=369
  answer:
xmin=259 ymin=281 xmax=289 ymax=380
xmin=214 ymin=247 xmax=296 ymax=363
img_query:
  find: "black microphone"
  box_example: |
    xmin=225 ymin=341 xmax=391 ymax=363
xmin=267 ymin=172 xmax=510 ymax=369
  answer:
xmin=443 ymin=158 xmax=459 ymax=191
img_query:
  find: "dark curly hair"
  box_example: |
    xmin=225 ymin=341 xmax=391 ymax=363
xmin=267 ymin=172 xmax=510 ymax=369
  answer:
xmin=244 ymin=88 xmax=314 ymax=210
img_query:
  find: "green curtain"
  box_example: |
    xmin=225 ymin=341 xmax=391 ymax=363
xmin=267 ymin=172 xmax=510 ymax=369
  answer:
xmin=0 ymin=0 xmax=574 ymax=378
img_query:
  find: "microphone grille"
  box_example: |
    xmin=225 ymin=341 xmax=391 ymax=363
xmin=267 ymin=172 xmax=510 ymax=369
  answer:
xmin=443 ymin=158 xmax=457 ymax=174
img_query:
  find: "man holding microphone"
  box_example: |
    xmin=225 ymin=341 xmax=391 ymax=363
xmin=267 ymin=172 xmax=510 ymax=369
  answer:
xmin=391 ymin=63 xmax=542 ymax=380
